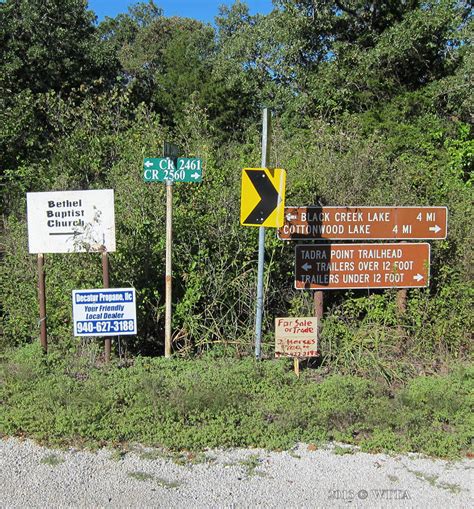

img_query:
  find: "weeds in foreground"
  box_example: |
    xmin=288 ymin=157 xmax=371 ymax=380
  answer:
xmin=139 ymin=450 xmax=165 ymax=461
xmin=40 ymin=454 xmax=64 ymax=466
xmin=127 ymin=471 xmax=181 ymax=489
xmin=405 ymin=468 xmax=463 ymax=494
xmin=239 ymin=455 xmax=266 ymax=477
xmin=1 ymin=344 xmax=472 ymax=459
xmin=333 ymin=446 xmax=355 ymax=456
xmin=109 ymin=449 xmax=128 ymax=462
xmin=127 ymin=471 xmax=154 ymax=482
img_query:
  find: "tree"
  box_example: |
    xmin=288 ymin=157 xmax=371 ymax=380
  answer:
xmin=271 ymin=0 xmax=473 ymax=116
xmin=1 ymin=0 xmax=116 ymax=95
xmin=0 ymin=0 xmax=118 ymax=171
xmin=213 ymin=2 xmax=291 ymax=121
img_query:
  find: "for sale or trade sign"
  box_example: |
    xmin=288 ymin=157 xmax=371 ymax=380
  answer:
xmin=295 ymin=243 xmax=430 ymax=290
xmin=72 ymin=288 xmax=137 ymax=337
xmin=275 ymin=317 xmax=318 ymax=358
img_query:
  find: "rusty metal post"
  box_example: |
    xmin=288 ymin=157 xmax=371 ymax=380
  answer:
xmin=37 ymin=253 xmax=47 ymax=352
xmin=314 ymin=291 xmax=323 ymax=321
xmin=397 ymin=242 xmax=408 ymax=322
xmin=396 ymin=287 xmax=407 ymax=338
xmin=396 ymin=241 xmax=408 ymax=336
xmin=396 ymin=288 xmax=407 ymax=314
xmin=165 ymin=181 xmax=173 ymax=358
xmin=102 ymin=251 xmax=111 ymax=363
xmin=314 ymin=290 xmax=323 ymax=357
xmin=314 ymin=290 xmax=323 ymax=340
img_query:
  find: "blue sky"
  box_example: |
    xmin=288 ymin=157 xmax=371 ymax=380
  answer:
xmin=87 ymin=0 xmax=274 ymax=24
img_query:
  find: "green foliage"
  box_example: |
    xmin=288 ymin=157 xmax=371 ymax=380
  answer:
xmin=2 ymin=88 xmax=472 ymax=368
xmin=239 ymin=454 xmax=265 ymax=477
xmin=41 ymin=454 xmax=64 ymax=466
xmin=0 ymin=0 xmax=115 ymax=96
xmin=280 ymin=0 xmax=471 ymax=117
xmin=0 ymin=0 xmax=119 ymax=171
xmin=0 ymin=345 xmax=472 ymax=458
xmin=445 ymin=122 xmax=473 ymax=187
xmin=1 ymin=0 xmax=472 ymax=448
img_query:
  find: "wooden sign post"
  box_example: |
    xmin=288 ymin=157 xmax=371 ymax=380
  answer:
xmin=143 ymin=143 xmax=203 ymax=358
xmin=165 ymin=177 xmax=173 ymax=358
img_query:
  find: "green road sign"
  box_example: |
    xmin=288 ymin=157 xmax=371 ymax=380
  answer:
xmin=143 ymin=158 xmax=202 ymax=183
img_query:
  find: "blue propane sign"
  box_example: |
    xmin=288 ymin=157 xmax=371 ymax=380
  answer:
xmin=72 ymin=288 xmax=137 ymax=337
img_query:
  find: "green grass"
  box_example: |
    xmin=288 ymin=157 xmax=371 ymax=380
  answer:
xmin=405 ymin=468 xmax=463 ymax=494
xmin=333 ymin=445 xmax=355 ymax=455
xmin=239 ymin=454 xmax=265 ymax=477
xmin=138 ymin=449 xmax=165 ymax=461
xmin=40 ymin=454 xmax=64 ymax=466
xmin=0 ymin=344 xmax=472 ymax=459
xmin=127 ymin=471 xmax=154 ymax=482
xmin=155 ymin=478 xmax=181 ymax=489
xmin=127 ymin=471 xmax=181 ymax=488
xmin=109 ymin=449 xmax=128 ymax=461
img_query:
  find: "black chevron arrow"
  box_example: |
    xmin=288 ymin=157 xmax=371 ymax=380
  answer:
xmin=243 ymin=169 xmax=280 ymax=224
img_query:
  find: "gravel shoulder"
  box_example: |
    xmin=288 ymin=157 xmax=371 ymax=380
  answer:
xmin=1 ymin=437 xmax=472 ymax=508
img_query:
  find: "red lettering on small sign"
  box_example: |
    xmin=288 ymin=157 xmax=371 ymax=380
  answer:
xmin=275 ymin=317 xmax=319 ymax=359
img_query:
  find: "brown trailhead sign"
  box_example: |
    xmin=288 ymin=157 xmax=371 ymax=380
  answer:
xmin=295 ymin=243 xmax=430 ymax=290
xmin=275 ymin=317 xmax=318 ymax=358
xmin=278 ymin=206 xmax=447 ymax=240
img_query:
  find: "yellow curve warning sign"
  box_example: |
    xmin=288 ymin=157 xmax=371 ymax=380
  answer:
xmin=240 ymin=168 xmax=286 ymax=227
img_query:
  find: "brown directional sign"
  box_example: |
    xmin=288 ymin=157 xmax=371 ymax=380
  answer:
xmin=295 ymin=243 xmax=430 ymax=290
xmin=278 ymin=206 xmax=447 ymax=240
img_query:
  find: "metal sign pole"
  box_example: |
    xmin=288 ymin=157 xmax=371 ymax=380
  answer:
xmin=255 ymin=108 xmax=271 ymax=359
xmin=37 ymin=253 xmax=47 ymax=352
xmin=102 ymin=251 xmax=111 ymax=363
xmin=397 ymin=241 xmax=408 ymax=316
xmin=314 ymin=290 xmax=323 ymax=342
xmin=165 ymin=180 xmax=173 ymax=357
